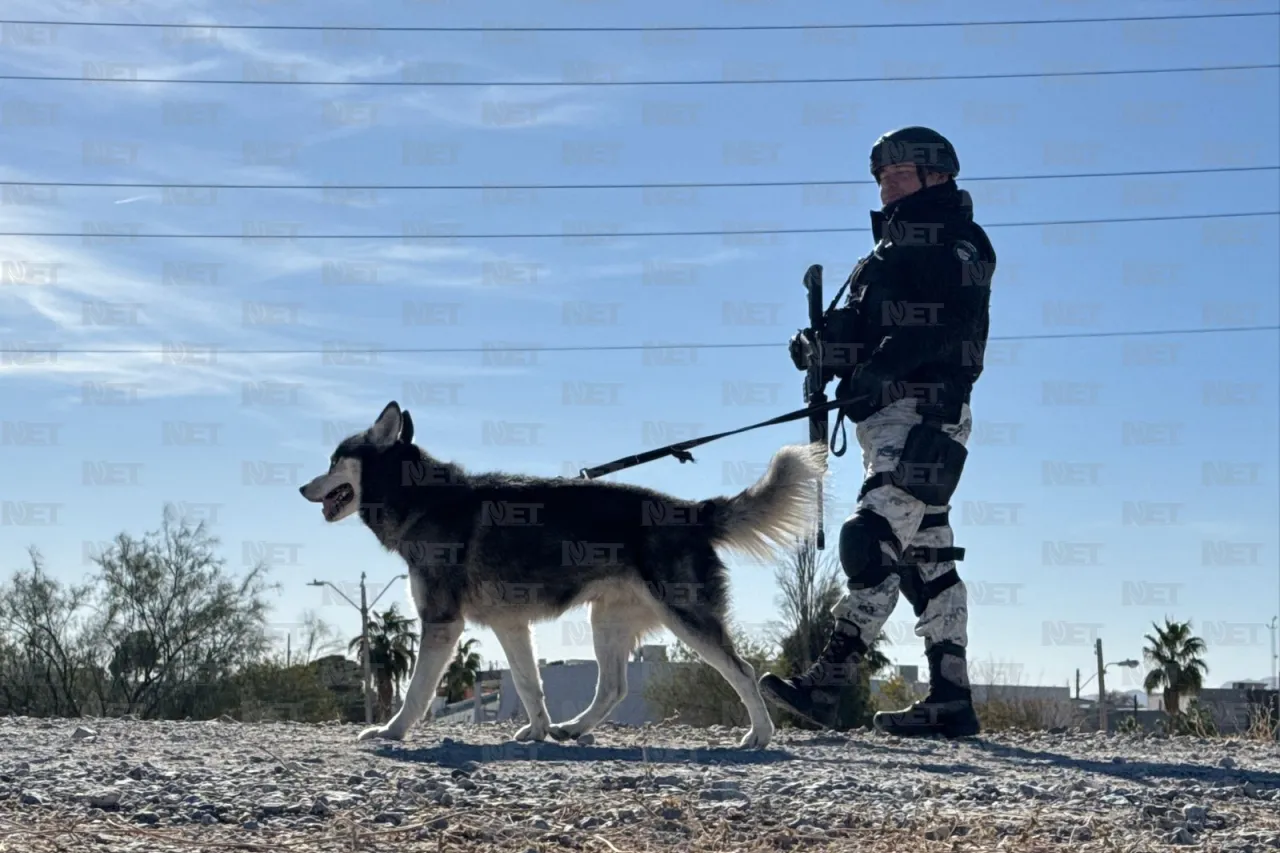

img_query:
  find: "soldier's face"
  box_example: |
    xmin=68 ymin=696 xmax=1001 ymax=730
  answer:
xmin=877 ymin=164 xmax=924 ymax=206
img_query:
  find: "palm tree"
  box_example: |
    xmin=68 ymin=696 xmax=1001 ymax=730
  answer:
xmin=1142 ymin=617 xmax=1209 ymax=715
xmin=349 ymin=604 xmax=418 ymax=722
xmin=441 ymin=638 xmax=483 ymax=703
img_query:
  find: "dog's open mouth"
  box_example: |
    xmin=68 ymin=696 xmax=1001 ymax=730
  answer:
xmin=322 ymin=484 xmax=355 ymax=521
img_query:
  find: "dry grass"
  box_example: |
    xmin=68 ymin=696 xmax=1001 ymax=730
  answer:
xmin=1242 ymin=703 xmax=1280 ymax=742
xmin=966 ymin=658 xmax=1077 ymax=733
xmin=8 ymin=800 xmax=1256 ymax=853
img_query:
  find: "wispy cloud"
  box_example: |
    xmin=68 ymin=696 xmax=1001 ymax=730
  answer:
xmin=0 ymin=0 xmax=689 ymax=428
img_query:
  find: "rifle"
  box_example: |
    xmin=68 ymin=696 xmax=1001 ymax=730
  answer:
xmin=802 ymin=263 xmax=828 ymax=550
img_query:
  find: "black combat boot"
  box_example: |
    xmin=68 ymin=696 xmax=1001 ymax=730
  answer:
xmin=759 ymin=619 xmax=868 ymax=730
xmin=873 ymin=640 xmax=980 ymax=738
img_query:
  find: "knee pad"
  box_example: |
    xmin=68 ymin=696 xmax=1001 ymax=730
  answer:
xmin=896 ymin=510 xmax=966 ymax=618
xmin=861 ymin=422 xmax=968 ymax=506
xmin=838 ymin=509 xmax=901 ymax=590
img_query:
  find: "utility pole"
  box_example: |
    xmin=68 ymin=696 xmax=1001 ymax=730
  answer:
xmin=1096 ymin=637 xmax=1107 ymax=734
xmin=1075 ymin=668 xmax=1080 ymax=700
xmin=1264 ymin=615 xmax=1278 ymax=691
xmin=309 ymin=571 xmax=407 ymax=725
xmin=359 ymin=576 xmax=372 ymax=725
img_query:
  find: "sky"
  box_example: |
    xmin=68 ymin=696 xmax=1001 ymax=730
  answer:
xmin=1 ymin=0 xmax=1278 ymax=701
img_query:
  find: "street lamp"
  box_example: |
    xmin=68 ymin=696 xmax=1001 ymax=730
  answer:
xmin=1076 ymin=639 xmax=1140 ymax=732
xmin=1077 ymin=657 xmax=1141 ymax=696
xmin=308 ymin=571 xmax=408 ymax=725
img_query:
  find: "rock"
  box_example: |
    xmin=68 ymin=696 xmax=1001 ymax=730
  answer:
xmin=86 ymin=790 xmax=121 ymax=809
xmin=1070 ymin=825 xmax=1093 ymax=843
xmin=1182 ymin=804 xmax=1208 ymax=826
xmin=1219 ymin=756 xmax=1238 ymax=770
xmin=317 ymin=791 xmax=357 ymax=809
xmin=700 ymin=788 xmax=748 ymax=802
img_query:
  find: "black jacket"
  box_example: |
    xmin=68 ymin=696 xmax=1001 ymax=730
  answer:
xmin=821 ymin=180 xmax=996 ymax=423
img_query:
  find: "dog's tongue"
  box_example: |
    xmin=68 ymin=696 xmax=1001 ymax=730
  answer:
xmin=322 ymin=494 xmax=340 ymax=519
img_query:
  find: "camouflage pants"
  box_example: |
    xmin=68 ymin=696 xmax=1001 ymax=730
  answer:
xmin=831 ymin=397 xmax=972 ymax=673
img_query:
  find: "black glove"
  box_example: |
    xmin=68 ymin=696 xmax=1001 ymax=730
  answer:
xmin=834 ymin=364 xmax=888 ymax=424
xmin=788 ymin=330 xmax=812 ymax=371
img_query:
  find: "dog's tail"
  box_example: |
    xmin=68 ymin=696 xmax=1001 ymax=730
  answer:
xmin=706 ymin=441 xmax=828 ymax=563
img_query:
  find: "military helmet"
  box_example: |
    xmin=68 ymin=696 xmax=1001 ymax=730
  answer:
xmin=869 ymin=126 xmax=960 ymax=181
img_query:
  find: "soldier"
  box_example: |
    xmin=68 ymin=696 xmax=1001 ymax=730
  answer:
xmin=759 ymin=126 xmax=997 ymax=738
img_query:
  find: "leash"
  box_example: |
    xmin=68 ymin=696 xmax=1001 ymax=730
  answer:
xmin=577 ymin=394 xmax=865 ymax=480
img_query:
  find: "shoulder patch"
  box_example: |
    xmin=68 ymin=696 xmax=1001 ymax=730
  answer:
xmin=952 ymin=239 xmax=979 ymax=262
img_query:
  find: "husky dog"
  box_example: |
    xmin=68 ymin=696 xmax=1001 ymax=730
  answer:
xmin=300 ymin=401 xmax=826 ymax=749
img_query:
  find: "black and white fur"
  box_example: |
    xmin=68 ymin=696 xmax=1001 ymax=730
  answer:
xmin=299 ymin=401 xmax=827 ymax=749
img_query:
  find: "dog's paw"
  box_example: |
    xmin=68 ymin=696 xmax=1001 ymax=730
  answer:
xmin=357 ymin=725 xmax=404 ymax=743
xmin=513 ymin=723 xmax=549 ymax=743
xmin=736 ymin=727 xmax=772 ymax=750
xmin=547 ymin=723 xmax=581 ymax=742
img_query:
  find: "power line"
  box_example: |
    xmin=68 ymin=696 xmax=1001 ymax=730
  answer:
xmin=5 ymin=165 xmax=1275 ymax=192
xmin=5 ymin=210 xmax=1276 ymax=241
xmin=4 ymin=62 xmax=1276 ymax=87
xmin=2 ymin=10 xmax=1274 ymax=32
xmin=11 ymin=325 xmax=1280 ymax=357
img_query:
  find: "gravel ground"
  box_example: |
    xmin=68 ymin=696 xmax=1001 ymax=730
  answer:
xmin=1 ymin=716 xmax=1279 ymax=852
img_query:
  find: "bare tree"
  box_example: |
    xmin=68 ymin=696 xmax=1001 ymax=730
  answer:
xmin=0 ymin=546 xmax=99 ymax=717
xmin=771 ymin=536 xmax=845 ymax=667
xmin=768 ymin=535 xmax=892 ymax=730
xmin=283 ymin=609 xmax=343 ymax=666
xmin=83 ymin=504 xmax=280 ymax=718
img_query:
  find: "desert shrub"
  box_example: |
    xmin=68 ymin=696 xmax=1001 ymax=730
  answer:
xmin=1115 ymin=713 xmax=1142 ymax=734
xmin=1163 ymin=697 xmax=1219 ymax=737
xmin=223 ymin=661 xmax=342 ymax=723
xmin=975 ymin=694 xmax=1075 ymax=732
xmin=643 ymin=626 xmax=784 ymax=728
xmin=874 ymin=672 xmax=921 ymax=713
xmin=1242 ymin=702 xmax=1280 ymax=742
xmin=967 ymin=659 xmax=1076 ymax=732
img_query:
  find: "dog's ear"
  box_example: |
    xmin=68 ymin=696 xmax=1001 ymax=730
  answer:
xmin=370 ymin=401 xmax=402 ymax=448
xmin=399 ymin=410 xmax=414 ymax=445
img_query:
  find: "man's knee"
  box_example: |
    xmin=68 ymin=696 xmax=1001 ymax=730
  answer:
xmin=862 ymin=422 xmax=968 ymax=507
xmin=838 ymin=509 xmax=902 ymax=591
